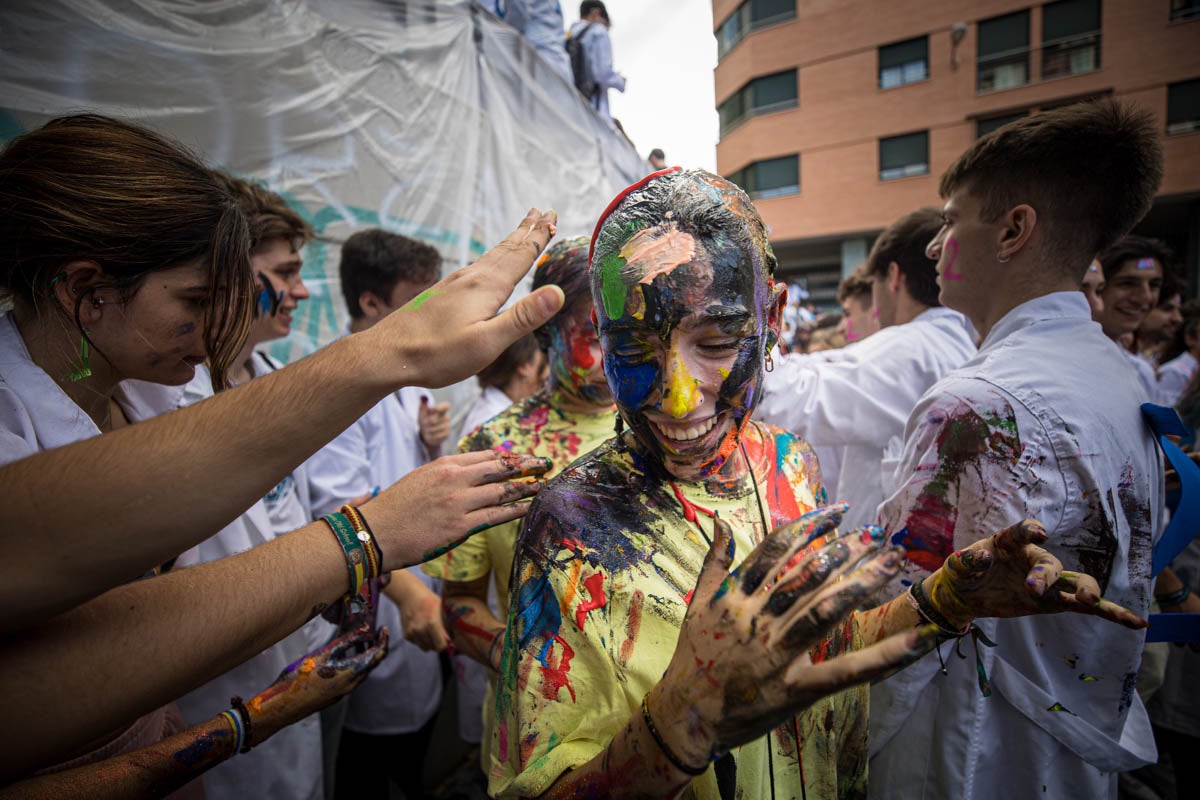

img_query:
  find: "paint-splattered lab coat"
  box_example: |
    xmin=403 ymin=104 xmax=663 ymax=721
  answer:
xmin=492 ymin=422 xmax=870 ymax=800
xmin=870 ymin=292 xmax=1164 ymax=800
xmin=758 ymin=306 xmax=977 ymax=531
xmin=424 ymin=390 xmax=617 ymax=753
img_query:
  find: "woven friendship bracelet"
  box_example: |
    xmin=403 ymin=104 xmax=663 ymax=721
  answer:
xmin=1155 ymin=578 xmax=1191 ymax=609
xmin=229 ymin=695 xmax=255 ymax=754
xmin=322 ymin=512 xmax=367 ymax=597
xmin=340 ymin=505 xmax=384 ymax=583
xmin=909 ymin=579 xmax=971 ymax=638
xmin=640 ymin=694 xmax=709 ymax=776
xmin=219 ymin=709 xmax=244 ymax=755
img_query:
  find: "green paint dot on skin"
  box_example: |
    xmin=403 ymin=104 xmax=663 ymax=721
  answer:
xmin=402 ymin=288 xmax=442 ymax=311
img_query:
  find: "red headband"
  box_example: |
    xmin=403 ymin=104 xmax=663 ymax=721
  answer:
xmin=588 ymin=166 xmax=682 ymax=266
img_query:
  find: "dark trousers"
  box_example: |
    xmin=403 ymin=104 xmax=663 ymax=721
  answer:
xmin=334 ymin=715 xmax=438 ymax=800
xmin=1155 ymin=723 xmax=1200 ymax=800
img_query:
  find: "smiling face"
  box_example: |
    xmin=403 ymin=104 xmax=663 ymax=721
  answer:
xmin=594 ymin=221 xmax=782 ymax=482
xmin=248 ymin=237 xmax=309 ymax=346
xmin=1096 ymin=257 xmax=1162 ymax=340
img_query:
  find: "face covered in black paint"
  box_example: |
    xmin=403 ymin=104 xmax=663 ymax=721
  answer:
xmin=590 ymin=171 xmax=785 ymax=482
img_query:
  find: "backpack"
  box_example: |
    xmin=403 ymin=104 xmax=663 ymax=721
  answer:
xmin=565 ymin=23 xmax=597 ymax=99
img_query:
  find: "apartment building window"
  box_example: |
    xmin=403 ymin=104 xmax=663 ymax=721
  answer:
xmin=976 ymin=111 xmax=1027 ymax=137
xmin=1171 ymin=0 xmax=1200 ymax=22
xmin=719 ymin=70 xmax=798 ymax=135
xmin=1042 ymin=0 xmax=1101 ymax=79
xmin=716 ymin=0 xmax=796 ymax=59
xmin=977 ymin=10 xmax=1030 ymax=92
xmin=727 ymin=154 xmax=800 ymax=199
xmin=1167 ymin=78 xmax=1200 ymax=135
xmin=879 ymin=36 xmax=929 ymax=89
xmin=879 ymin=131 xmax=929 ymax=180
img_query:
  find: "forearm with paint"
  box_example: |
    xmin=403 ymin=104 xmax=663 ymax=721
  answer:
xmin=444 ymin=577 xmax=505 ymax=670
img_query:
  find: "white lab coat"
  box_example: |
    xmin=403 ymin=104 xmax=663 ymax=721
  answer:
xmin=1157 ymin=350 xmax=1196 ymax=408
xmin=172 ymin=354 xmax=324 ymax=800
xmin=757 ymin=307 xmax=977 ymax=530
xmin=457 ymin=385 xmax=514 ymax=444
xmin=568 ymin=19 xmax=624 ymax=120
xmin=301 ymin=376 xmax=443 ymax=736
xmin=1123 ymin=346 xmax=1160 ymax=403
xmin=870 ymin=293 xmax=1163 ymax=800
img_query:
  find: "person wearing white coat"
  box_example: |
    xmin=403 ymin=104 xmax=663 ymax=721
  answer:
xmin=569 ymin=2 xmax=625 ymax=122
xmin=757 ymin=207 xmax=977 ymax=532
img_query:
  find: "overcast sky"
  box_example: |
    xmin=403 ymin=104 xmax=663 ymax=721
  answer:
xmin=600 ymin=0 xmax=718 ymax=171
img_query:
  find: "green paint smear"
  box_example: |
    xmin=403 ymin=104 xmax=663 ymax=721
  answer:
xmin=598 ymin=252 xmax=627 ymax=319
xmin=403 ymin=288 xmax=442 ymax=311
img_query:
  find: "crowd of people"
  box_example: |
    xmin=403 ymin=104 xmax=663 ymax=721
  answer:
xmin=0 ymin=88 xmax=1195 ymax=800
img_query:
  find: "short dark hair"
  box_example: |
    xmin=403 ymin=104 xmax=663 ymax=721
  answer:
xmin=339 ymin=229 xmax=441 ymax=318
xmin=939 ymin=100 xmax=1163 ymax=275
xmin=477 ymin=333 xmax=541 ymax=390
xmin=836 ymin=269 xmax=873 ymax=306
xmin=864 ymin=206 xmax=944 ymax=307
xmin=580 ymin=1 xmax=607 ymax=19
xmin=649 ymin=148 xmax=665 ymax=160
xmin=1098 ymin=234 xmax=1175 ymax=283
xmin=532 ymin=235 xmax=591 ymax=350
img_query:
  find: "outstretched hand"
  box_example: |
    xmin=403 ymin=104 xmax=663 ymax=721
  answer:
xmin=922 ymin=519 xmax=1149 ymax=631
xmin=245 ymin=624 xmax=388 ymax=747
xmin=361 ymin=449 xmax=551 ymax=570
xmin=646 ymin=506 xmax=942 ymax=771
xmin=368 ymin=209 xmax=565 ymax=390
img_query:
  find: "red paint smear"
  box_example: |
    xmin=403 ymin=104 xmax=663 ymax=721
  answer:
xmin=574 ymin=572 xmax=608 ymax=629
xmin=452 ymin=615 xmax=499 ymax=645
xmin=620 ymin=590 xmax=644 ymax=665
xmin=669 ymin=481 xmax=715 ymax=523
xmin=570 ymin=331 xmax=595 ymax=369
xmin=589 ymin=166 xmax=682 ymax=264
xmin=539 ymin=634 xmax=576 ymax=702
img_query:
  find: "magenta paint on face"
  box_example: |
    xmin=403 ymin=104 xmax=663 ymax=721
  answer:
xmin=941 ymin=236 xmax=963 ymax=280
xmin=1136 ymin=258 xmax=1157 ymax=271
xmin=845 ymin=318 xmax=858 ymax=342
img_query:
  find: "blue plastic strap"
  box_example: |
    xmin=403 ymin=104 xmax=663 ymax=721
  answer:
xmin=1146 ymin=612 xmax=1200 ymax=643
xmin=1141 ymin=404 xmax=1200 ymax=577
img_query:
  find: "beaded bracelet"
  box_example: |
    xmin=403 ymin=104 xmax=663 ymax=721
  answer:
xmin=640 ymin=693 xmax=709 ymax=776
xmin=322 ymin=511 xmax=369 ymax=598
xmin=908 ymin=579 xmax=971 ymax=638
xmin=1155 ymin=578 xmax=1191 ymax=609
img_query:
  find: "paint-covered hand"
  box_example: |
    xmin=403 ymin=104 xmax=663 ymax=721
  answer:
xmin=370 ymin=209 xmax=564 ymax=389
xmin=245 ymin=623 xmax=388 ymax=746
xmin=922 ymin=519 xmax=1149 ymax=631
xmin=418 ymin=397 xmax=453 ymax=453
xmin=360 ymin=449 xmax=551 ymax=570
xmin=646 ymin=506 xmax=942 ymax=770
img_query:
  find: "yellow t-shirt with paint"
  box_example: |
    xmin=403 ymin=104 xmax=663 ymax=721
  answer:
xmin=491 ymin=421 xmax=868 ymax=800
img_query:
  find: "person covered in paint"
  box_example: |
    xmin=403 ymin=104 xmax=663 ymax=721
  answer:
xmin=869 ymin=100 xmax=1166 ymax=799
xmin=757 ymin=207 xmax=977 ymax=532
xmin=423 ymin=235 xmax=618 ymax=767
xmin=1093 ymin=234 xmax=1172 ymax=401
xmin=492 ymin=168 xmax=1146 ymax=799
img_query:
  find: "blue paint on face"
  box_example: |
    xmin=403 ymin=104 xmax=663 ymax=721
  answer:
xmin=602 ymin=329 xmax=659 ymax=412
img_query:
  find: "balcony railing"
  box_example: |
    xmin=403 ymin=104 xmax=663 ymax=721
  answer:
xmin=977 ymin=31 xmax=1101 ymax=93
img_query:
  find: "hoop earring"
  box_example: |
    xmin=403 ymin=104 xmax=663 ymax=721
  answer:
xmin=996 ymin=253 xmax=1011 ymax=264
xmin=765 ymin=351 xmax=775 ymax=373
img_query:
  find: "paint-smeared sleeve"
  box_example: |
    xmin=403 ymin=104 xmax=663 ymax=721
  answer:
xmin=876 ymin=378 xmax=1055 ymax=583
xmin=490 ymin=499 xmax=631 ymax=798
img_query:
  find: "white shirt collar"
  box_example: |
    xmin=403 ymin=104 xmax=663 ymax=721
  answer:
xmin=978 ymin=291 xmax=1092 ymax=353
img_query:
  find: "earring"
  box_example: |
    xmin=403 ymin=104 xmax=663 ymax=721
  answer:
xmin=996 ymin=254 xmax=1011 ymax=264
xmin=765 ymin=351 xmax=775 ymax=373
xmin=62 ymin=333 xmax=92 ymax=382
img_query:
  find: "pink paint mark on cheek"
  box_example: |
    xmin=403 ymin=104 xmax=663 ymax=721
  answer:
xmin=845 ymin=319 xmax=858 ymax=342
xmin=941 ymin=237 xmax=963 ymax=281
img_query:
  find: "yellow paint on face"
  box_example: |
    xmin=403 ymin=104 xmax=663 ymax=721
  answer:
xmin=663 ymin=348 xmax=703 ymax=419
xmin=628 ymin=285 xmax=646 ymax=320
xmin=718 ymin=367 xmax=730 ymax=380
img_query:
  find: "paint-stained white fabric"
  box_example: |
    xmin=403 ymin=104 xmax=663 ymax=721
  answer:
xmin=1157 ymin=350 xmax=1196 ymax=409
xmin=301 ymin=352 xmax=443 ymax=736
xmin=172 ymin=356 xmax=324 ymax=800
xmin=870 ymin=292 xmax=1164 ymax=800
xmin=757 ymin=307 xmax=977 ymax=530
xmin=457 ymin=385 xmax=514 ymax=442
